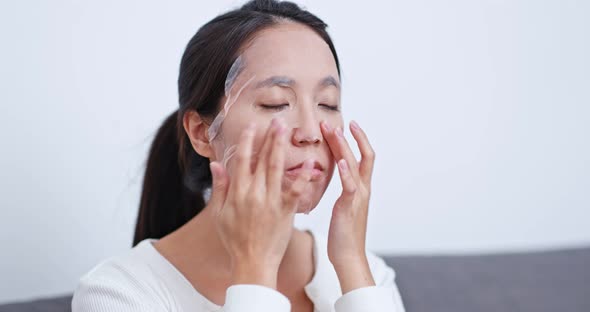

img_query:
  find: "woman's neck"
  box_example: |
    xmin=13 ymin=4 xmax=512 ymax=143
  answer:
xmin=154 ymin=203 xmax=314 ymax=291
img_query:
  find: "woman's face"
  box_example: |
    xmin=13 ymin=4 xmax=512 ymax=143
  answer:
xmin=210 ymin=22 xmax=343 ymax=213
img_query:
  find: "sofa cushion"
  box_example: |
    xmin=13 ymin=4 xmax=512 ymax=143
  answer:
xmin=385 ymin=246 xmax=590 ymax=312
xmin=0 ymin=295 xmax=72 ymax=312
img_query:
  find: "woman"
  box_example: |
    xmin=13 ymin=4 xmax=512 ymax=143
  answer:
xmin=72 ymin=0 xmax=405 ymax=311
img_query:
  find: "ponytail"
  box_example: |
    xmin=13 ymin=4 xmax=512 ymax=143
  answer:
xmin=133 ymin=110 xmax=211 ymax=246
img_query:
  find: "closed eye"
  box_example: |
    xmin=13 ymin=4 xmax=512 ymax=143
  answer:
xmin=319 ymin=104 xmax=340 ymax=112
xmin=260 ymin=104 xmax=290 ymax=111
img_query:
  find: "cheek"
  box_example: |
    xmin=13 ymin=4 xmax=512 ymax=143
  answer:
xmin=250 ymin=131 xmax=269 ymax=162
xmin=323 ymin=114 xmax=344 ymax=131
xmin=210 ymin=108 xmax=267 ymax=155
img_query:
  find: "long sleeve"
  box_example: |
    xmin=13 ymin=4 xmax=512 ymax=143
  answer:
xmin=333 ymin=252 xmax=405 ymax=312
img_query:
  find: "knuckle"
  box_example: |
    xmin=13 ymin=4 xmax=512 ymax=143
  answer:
xmin=229 ymin=197 xmax=241 ymax=209
xmin=233 ymin=186 xmax=246 ymax=198
xmin=365 ymin=148 xmax=376 ymax=160
xmin=268 ymin=160 xmax=281 ymax=172
xmin=345 ymin=187 xmax=357 ymax=195
xmin=250 ymin=192 xmax=264 ymax=205
xmin=343 ymin=182 xmax=357 ymax=194
xmin=235 ymin=151 xmax=248 ymax=163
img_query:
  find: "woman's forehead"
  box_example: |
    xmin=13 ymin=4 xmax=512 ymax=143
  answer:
xmin=237 ymin=22 xmax=339 ymax=84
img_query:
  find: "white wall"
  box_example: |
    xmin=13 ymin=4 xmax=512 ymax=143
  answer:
xmin=1 ymin=0 xmax=588 ymax=304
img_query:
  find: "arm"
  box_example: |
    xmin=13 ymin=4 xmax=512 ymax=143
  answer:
xmin=320 ymin=121 xmax=405 ymax=312
xmin=333 ymin=252 xmax=405 ymax=312
xmin=207 ymin=120 xmax=313 ymax=311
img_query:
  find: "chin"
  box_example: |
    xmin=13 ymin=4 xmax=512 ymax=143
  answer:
xmin=295 ymin=202 xmax=317 ymax=214
xmin=293 ymin=183 xmax=325 ymax=214
xmin=282 ymin=169 xmax=333 ymax=214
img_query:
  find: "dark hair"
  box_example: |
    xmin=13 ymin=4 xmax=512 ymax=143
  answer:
xmin=133 ymin=0 xmax=341 ymax=246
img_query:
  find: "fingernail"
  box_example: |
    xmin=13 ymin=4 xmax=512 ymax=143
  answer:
xmin=337 ymin=159 xmax=348 ymax=172
xmin=350 ymin=120 xmax=360 ymax=131
xmin=322 ymin=121 xmax=332 ymax=132
xmin=335 ymin=127 xmax=344 ymax=138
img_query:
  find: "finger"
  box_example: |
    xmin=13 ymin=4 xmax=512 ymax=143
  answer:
xmin=320 ymin=120 xmax=340 ymax=158
xmin=232 ymin=123 xmax=256 ymax=188
xmin=349 ymin=120 xmax=375 ymax=185
xmin=254 ymin=118 xmax=280 ymax=187
xmin=336 ymin=158 xmax=357 ymax=198
xmin=283 ymin=159 xmax=314 ymax=211
xmin=320 ymin=121 xmax=360 ymax=182
xmin=267 ymin=122 xmax=287 ymax=195
xmin=209 ymin=161 xmax=229 ymax=216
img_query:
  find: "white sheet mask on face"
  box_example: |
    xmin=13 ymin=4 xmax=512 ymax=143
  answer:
xmin=207 ymin=55 xmax=251 ymax=142
xmin=206 ymin=55 xmax=258 ymax=170
xmin=207 ymin=51 xmax=340 ymax=214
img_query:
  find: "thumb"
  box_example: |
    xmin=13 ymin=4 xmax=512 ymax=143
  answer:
xmin=209 ymin=161 xmax=229 ymax=213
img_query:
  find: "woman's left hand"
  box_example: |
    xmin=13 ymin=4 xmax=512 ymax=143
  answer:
xmin=320 ymin=120 xmax=377 ymax=294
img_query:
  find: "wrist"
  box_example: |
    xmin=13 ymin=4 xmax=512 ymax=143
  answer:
xmin=330 ymin=252 xmax=368 ymax=271
xmin=332 ymin=256 xmax=376 ymax=294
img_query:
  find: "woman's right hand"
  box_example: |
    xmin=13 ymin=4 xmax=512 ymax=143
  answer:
xmin=207 ymin=118 xmax=315 ymax=289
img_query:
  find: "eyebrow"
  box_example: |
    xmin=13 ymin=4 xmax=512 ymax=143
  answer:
xmin=319 ymin=76 xmax=340 ymax=89
xmin=255 ymin=76 xmax=294 ymax=88
xmin=255 ymin=75 xmax=340 ymax=90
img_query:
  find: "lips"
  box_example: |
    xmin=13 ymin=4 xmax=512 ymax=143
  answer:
xmin=285 ymin=160 xmax=325 ymax=180
xmin=286 ymin=161 xmax=324 ymax=171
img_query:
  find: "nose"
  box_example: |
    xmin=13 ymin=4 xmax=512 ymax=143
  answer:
xmin=291 ymin=112 xmax=322 ymax=147
xmin=292 ymin=127 xmax=321 ymax=146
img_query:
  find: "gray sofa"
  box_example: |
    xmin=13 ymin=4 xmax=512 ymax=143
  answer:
xmin=1 ymin=246 xmax=588 ymax=311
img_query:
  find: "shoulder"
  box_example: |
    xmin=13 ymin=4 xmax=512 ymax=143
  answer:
xmin=72 ymin=240 xmax=166 ymax=311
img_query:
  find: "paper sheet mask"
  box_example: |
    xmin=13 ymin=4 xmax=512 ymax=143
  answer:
xmin=206 ymin=50 xmax=341 ymax=214
xmin=208 ymin=57 xmax=339 ymax=156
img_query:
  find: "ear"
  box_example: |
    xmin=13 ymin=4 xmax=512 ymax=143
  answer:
xmin=183 ymin=110 xmax=214 ymax=159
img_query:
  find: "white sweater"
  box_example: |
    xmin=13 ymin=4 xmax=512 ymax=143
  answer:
xmin=72 ymin=229 xmax=405 ymax=312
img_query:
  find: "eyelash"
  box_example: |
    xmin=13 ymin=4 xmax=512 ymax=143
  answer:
xmin=260 ymin=104 xmax=289 ymax=111
xmin=320 ymin=104 xmax=340 ymax=112
xmin=260 ymin=104 xmax=340 ymax=112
